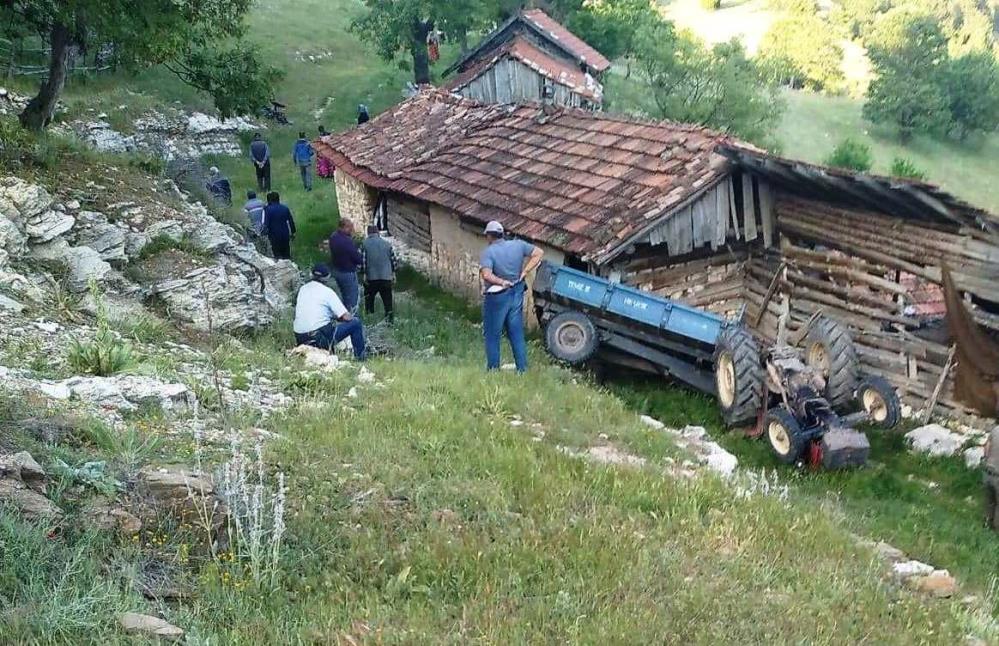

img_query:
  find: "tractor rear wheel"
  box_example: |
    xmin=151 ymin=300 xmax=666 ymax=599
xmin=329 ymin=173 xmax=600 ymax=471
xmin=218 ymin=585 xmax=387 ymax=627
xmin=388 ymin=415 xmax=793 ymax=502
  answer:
xmin=714 ymin=326 xmax=764 ymax=427
xmin=856 ymin=376 xmax=901 ymax=429
xmin=765 ymin=408 xmax=807 ymax=465
xmin=804 ymin=316 xmax=859 ymax=410
xmin=545 ymin=311 xmax=599 ymax=365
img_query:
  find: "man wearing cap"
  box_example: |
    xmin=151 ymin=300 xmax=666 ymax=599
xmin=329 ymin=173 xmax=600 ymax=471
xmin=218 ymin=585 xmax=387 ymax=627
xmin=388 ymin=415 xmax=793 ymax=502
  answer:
xmin=293 ymin=264 xmax=366 ymax=359
xmin=479 ymin=220 xmax=544 ymax=372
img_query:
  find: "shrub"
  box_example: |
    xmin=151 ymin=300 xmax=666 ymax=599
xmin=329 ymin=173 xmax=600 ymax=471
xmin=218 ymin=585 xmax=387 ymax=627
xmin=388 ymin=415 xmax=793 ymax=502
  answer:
xmin=66 ymin=282 xmax=134 ymax=376
xmin=824 ymin=138 xmax=873 ymax=171
xmin=889 ymin=157 xmax=928 ymax=180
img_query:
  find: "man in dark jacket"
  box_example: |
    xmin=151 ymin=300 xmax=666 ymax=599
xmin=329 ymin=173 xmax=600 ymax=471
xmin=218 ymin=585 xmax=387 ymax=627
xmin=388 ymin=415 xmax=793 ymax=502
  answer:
xmin=249 ymin=132 xmax=271 ymax=191
xmin=328 ymin=219 xmax=363 ymax=311
xmin=262 ymin=191 xmax=296 ymax=260
xmin=357 ymin=104 xmax=370 ymax=125
xmin=293 ymin=132 xmax=314 ymax=191
xmin=361 ymin=225 xmax=397 ymax=322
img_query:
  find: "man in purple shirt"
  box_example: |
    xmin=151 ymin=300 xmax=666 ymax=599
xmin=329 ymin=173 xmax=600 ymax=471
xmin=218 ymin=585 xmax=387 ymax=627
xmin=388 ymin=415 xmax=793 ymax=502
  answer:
xmin=328 ymin=219 xmax=363 ymax=311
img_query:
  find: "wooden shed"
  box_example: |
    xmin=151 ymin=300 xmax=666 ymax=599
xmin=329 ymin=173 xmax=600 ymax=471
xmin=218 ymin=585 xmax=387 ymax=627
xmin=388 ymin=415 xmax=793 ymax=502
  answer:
xmin=444 ymin=9 xmax=610 ymax=109
xmin=316 ymin=88 xmax=999 ymax=425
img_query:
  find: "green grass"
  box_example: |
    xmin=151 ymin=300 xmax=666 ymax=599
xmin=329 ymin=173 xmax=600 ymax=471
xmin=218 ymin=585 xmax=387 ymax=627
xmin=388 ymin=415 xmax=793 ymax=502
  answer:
xmin=777 ymin=90 xmax=999 ymax=212
xmin=613 ymin=378 xmax=999 ymax=600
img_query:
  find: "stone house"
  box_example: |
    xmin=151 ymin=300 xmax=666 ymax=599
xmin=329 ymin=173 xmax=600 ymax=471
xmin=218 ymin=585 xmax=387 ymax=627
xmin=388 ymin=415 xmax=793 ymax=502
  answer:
xmin=315 ymin=88 xmax=999 ymax=421
xmin=443 ymin=9 xmax=610 ymax=109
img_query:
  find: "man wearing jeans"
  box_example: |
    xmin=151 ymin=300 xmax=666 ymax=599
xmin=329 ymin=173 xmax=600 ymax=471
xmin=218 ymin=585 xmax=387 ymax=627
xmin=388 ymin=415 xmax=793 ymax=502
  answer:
xmin=293 ymin=264 xmax=366 ymax=359
xmin=292 ymin=132 xmax=314 ymax=191
xmin=479 ymin=220 xmax=544 ymax=373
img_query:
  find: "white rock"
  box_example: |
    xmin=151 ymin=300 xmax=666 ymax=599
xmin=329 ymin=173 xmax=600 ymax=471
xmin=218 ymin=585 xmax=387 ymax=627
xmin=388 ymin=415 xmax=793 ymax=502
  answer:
xmin=892 ymin=559 xmax=934 ymax=580
xmin=119 ymin=613 xmax=184 ymax=640
xmin=289 ymin=345 xmax=340 ymax=372
xmin=25 ymin=209 xmax=75 ymax=243
xmin=347 ymin=387 xmax=358 ymax=399
xmin=145 ymin=219 xmax=185 ymax=242
xmin=500 ymin=363 xmax=516 ymax=371
xmin=63 ymin=246 xmax=113 ymax=292
xmin=357 ymin=367 xmax=375 ymax=384
xmin=60 ymin=375 xmax=198 ymax=415
xmin=963 ymin=446 xmax=984 ymax=469
xmin=639 ymin=415 xmax=665 ymax=430
xmin=34 ymin=382 xmax=71 ymax=400
xmin=905 ymin=424 xmax=967 ymax=457
xmin=34 ymin=320 xmax=59 ymax=333
xmin=70 ymin=210 xmax=127 ymax=261
xmin=704 ymin=448 xmax=739 ymax=477
xmin=0 ymin=293 xmax=24 ymax=313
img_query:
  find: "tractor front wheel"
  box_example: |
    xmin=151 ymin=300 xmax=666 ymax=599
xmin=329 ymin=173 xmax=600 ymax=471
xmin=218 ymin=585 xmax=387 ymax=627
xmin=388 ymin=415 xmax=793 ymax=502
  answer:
xmin=856 ymin=376 xmax=901 ymax=429
xmin=714 ymin=326 xmax=764 ymax=427
xmin=804 ymin=316 xmax=859 ymax=411
xmin=765 ymin=408 xmax=807 ymax=465
xmin=545 ymin=311 xmax=599 ymax=365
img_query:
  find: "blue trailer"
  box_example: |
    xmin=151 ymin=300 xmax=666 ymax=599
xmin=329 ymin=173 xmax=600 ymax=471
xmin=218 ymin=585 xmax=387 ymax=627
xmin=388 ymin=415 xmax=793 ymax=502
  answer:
xmin=532 ymin=261 xmax=902 ymax=468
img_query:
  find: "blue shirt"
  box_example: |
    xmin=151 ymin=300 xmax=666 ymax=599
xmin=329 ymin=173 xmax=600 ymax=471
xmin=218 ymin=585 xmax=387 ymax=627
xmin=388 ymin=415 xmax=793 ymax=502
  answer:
xmin=328 ymin=230 xmax=363 ymax=272
xmin=479 ymin=239 xmax=536 ymax=283
xmin=243 ymin=198 xmax=265 ymax=234
xmin=293 ymin=139 xmax=314 ymax=166
xmin=263 ymin=203 xmax=296 ymax=240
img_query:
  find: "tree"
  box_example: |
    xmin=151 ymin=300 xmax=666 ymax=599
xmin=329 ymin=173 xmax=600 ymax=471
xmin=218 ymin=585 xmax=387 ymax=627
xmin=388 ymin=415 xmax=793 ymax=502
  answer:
xmin=863 ymin=10 xmax=951 ymax=140
xmin=941 ymin=51 xmax=999 ymax=139
xmin=758 ymin=14 xmax=845 ymax=91
xmin=633 ymin=20 xmax=784 ymax=144
xmin=566 ymin=0 xmax=659 ymax=71
xmin=352 ymin=0 xmax=494 ymax=85
xmin=1 ymin=0 xmax=276 ymax=130
xmin=824 ymin=138 xmax=873 ymax=171
xmin=889 ymin=157 xmax=927 ymax=179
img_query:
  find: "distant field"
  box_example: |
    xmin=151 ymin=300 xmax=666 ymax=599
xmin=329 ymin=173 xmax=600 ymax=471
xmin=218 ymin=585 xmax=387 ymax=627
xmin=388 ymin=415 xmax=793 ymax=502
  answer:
xmin=779 ymin=90 xmax=999 ymax=212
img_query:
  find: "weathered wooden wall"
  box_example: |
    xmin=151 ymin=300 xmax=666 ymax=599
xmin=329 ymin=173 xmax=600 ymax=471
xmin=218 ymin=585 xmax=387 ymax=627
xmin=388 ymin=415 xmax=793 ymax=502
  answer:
xmin=458 ymin=58 xmax=586 ymax=108
xmin=386 ymin=195 xmax=431 ymax=254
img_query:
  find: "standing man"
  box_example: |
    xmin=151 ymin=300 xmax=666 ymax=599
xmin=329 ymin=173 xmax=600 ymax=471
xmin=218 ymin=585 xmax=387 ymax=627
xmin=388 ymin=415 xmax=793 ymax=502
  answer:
xmin=479 ymin=220 xmax=544 ymax=373
xmin=249 ymin=132 xmax=271 ymax=191
xmin=361 ymin=225 xmax=397 ymax=323
xmin=243 ymin=190 xmax=266 ymax=237
xmin=357 ymin=104 xmax=370 ymax=125
xmin=262 ymin=191 xmax=296 ymax=260
xmin=293 ymin=264 xmax=366 ymax=360
xmin=328 ymin=219 xmax=363 ymax=311
xmin=292 ymin=131 xmax=314 ymax=191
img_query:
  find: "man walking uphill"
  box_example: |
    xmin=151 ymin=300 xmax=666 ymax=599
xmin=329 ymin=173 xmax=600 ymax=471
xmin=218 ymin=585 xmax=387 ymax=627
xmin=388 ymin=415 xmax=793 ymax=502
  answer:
xmin=361 ymin=225 xmax=397 ymax=322
xmin=262 ymin=192 xmax=296 ymax=260
xmin=479 ymin=220 xmax=544 ymax=373
xmin=293 ymin=264 xmax=366 ymax=359
xmin=293 ymin=132 xmax=314 ymax=191
xmin=328 ymin=220 xmax=363 ymax=311
xmin=249 ymin=132 xmax=271 ymax=191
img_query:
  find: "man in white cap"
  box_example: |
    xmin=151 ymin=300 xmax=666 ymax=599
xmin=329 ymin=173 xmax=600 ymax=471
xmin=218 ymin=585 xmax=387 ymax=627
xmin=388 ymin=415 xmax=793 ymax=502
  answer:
xmin=479 ymin=220 xmax=544 ymax=372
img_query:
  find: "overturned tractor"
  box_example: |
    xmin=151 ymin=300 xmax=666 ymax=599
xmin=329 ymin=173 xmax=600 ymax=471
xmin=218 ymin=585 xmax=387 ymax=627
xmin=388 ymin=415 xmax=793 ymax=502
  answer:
xmin=534 ymin=261 xmax=901 ymax=468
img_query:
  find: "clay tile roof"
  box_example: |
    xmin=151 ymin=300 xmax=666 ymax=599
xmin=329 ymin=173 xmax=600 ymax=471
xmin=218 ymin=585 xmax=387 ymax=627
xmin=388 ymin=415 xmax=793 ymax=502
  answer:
xmin=321 ymin=89 xmax=732 ymax=264
xmin=312 ymin=90 xmax=511 ymax=189
xmin=521 ymin=9 xmax=611 ymax=73
xmin=446 ymin=36 xmax=603 ymax=102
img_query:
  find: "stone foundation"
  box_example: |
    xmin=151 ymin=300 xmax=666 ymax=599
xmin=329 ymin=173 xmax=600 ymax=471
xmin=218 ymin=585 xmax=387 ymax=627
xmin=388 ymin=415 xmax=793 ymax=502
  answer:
xmin=334 ymin=170 xmax=377 ymax=230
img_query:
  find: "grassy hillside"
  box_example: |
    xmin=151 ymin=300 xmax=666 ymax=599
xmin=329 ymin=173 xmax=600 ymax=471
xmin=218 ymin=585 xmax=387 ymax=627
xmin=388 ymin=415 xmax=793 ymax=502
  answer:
xmin=778 ymin=91 xmax=999 ymax=212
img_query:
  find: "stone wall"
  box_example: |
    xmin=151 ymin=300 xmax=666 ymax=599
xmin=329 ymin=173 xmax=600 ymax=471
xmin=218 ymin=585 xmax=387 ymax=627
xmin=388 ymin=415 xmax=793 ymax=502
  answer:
xmin=334 ymin=170 xmax=377 ymax=230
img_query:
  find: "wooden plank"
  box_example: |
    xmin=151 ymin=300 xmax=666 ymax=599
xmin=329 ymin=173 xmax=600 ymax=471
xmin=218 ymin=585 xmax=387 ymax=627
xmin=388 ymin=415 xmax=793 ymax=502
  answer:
xmin=714 ymin=182 xmax=728 ymax=248
xmin=691 ymin=198 xmax=706 ymax=248
xmin=742 ymin=176 xmax=758 ymax=242
xmin=728 ymin=176 xmax=740 ymax=240
xmin=758 ymin=179 xmax=775 ymax=248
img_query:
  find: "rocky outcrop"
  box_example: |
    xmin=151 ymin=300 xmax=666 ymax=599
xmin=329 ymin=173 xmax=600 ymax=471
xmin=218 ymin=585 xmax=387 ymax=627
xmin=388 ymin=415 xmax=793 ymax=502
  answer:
xmin=639 ymin=416 xmax=739 ymax=478
xmin=0 ymin=451 xmax=62 ymax=520
xmin=905 ymin=424 xmax=966 ymax=457
xmin=64 ymin=109 xmax=259 ymax=160
xmin=136 ymin=465 xmax=227 ymax=540
xmin=119 ymin=613 xmax=184 ymax=641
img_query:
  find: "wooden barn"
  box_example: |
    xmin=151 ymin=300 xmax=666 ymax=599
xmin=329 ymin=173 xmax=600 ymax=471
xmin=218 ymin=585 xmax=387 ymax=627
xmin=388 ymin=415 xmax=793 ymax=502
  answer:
xmin=315 ymin=88 xmax=999 ymax=425
xmin=443 ymin=9 xmax=610 ymax=109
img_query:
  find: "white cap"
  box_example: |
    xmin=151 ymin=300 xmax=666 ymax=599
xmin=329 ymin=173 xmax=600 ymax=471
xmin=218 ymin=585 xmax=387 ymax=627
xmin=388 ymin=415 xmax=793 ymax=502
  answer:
xmin=209 ymin=166 xmax=219 ymax=174
xmin=484 ymin=220 xmax=504 ymax=235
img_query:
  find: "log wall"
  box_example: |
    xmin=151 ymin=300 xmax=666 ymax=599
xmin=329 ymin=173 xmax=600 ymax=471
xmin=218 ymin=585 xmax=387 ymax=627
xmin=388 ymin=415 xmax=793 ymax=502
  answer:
xmin=386 ymin=194 xmax=432 ymax=253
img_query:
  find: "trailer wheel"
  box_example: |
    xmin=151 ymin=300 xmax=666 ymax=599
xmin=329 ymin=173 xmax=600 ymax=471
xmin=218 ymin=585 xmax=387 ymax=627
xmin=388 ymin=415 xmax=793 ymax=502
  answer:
xmin=714 ymin=326 xmax=764 ymax=426
xmin=545 ymin=311 xmax=599 ymax=365
xmin=855 ymin=376 xmax=901 ymax=430
xmin=804 ymin=316 xmax=859 ymax=410
xmin=765 ymin=408 xmax=807 ymax=465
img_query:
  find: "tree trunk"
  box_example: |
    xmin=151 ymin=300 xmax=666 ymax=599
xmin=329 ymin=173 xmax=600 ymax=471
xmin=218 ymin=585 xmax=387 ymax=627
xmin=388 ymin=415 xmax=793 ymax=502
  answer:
xmin=410 ymin=19 xmax=432 ymax=85
xmin=19 ymin=22 xmax=73 ymax=131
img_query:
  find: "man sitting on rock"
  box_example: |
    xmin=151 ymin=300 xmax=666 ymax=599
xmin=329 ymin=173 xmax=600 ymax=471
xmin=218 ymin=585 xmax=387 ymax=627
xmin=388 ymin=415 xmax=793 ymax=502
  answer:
xmin=293 ymin=264 xmax=366 ymax=360
xmin=206 ymin=166 xmax=232 ymax=206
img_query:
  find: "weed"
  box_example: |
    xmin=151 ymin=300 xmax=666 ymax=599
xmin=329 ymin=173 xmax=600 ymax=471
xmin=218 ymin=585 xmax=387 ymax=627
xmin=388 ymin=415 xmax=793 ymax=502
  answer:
xmin=66 ymin=282 xmax=134 ymax=376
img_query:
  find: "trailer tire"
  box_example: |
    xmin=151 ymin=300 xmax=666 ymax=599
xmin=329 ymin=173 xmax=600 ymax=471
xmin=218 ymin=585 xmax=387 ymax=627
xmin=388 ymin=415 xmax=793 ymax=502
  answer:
xmin=855 ymin=376 xmax=901 ymax=430
xmin=545 ymin=311 xmax=599 ymax=365
xmin=804 ymin=316 xmax=859 ymax=410
xmin=765 ymin=408 xmax=807 ymax=465
xmin=714 ymin=326 xmax=764 ymax=427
